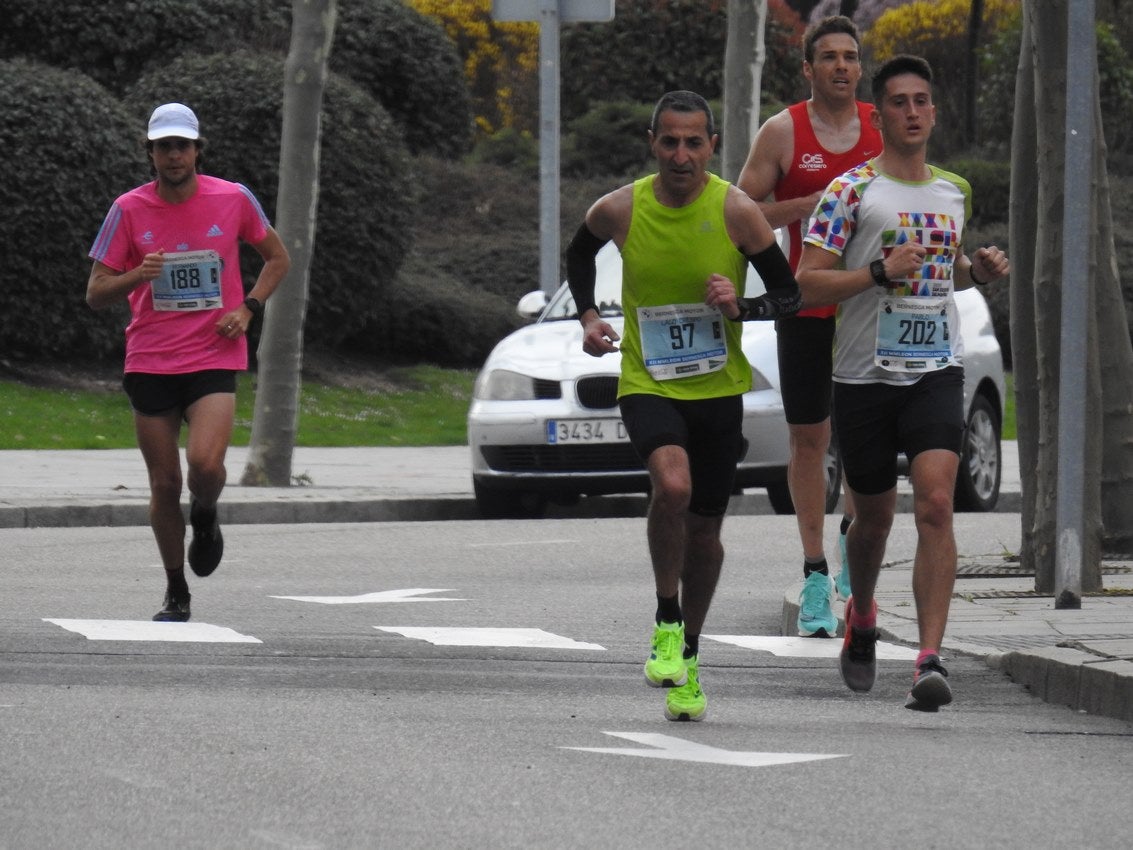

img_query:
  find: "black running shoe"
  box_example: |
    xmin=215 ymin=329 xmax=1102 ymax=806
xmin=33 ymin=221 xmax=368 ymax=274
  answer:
xmin=153 ymin=591 xmax=191 ymax=622
xmin=905 ymin=654 xmax=953 ymax=712
xmin=188 ymin=498 xmax=223 ymax=577
xmin=839 ymin=598 xmax=878 ymax=692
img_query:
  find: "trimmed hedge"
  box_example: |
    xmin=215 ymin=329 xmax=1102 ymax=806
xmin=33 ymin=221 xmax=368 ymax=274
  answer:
xmin=0 ymin=60 xmax=148 ymax=361
xmin=331 ymin=0 xmax=472 ymax=158
xmin=125 ymin=50 xmax=416 ymax=351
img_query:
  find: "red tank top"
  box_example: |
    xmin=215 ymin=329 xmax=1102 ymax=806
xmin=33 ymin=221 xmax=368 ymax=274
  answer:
xmin=778 ymin=100 xmax=881 ymax=318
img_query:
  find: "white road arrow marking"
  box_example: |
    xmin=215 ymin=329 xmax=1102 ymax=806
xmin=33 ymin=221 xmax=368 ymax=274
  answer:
xmin=562 ymin=732 xmax=846 ymax=767
xmin=706 ymin=634 xmax=918 ymax=659
xmin=376 ymin=626 xmax=604 ymax=650
xmin=270 ymin=588 xmax=466 ymax=604
xmin=44 ymin=619 xmax=261 ymax=643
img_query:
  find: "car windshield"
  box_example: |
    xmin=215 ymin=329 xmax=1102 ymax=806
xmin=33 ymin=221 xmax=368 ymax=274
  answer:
xmin=539 ymin=242 xmax=770 ymax=323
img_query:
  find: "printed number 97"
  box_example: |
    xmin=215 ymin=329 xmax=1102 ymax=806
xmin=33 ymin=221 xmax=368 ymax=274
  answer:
xmin=670 ymin=322 xmax=695 ymax=350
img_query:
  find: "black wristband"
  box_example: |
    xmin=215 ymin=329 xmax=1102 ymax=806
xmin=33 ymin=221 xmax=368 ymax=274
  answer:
xmin=243 ymin=296 xmax=264 ymax=316
xmin=870 ymin=259 xmax=888 ymax=286
xmin=968 ymin=261 xmax=989 ymax=286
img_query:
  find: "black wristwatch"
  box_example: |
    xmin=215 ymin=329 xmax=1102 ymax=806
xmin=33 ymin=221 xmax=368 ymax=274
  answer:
xmin=870 ymin=259 xmax=889 ymax=287
xmin=243 ymin=296 xmax=264 ymax=317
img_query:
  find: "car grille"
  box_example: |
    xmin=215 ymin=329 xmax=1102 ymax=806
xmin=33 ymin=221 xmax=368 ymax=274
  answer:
xmin=534 ymin=378 xmax=561 ymax=399
xmin=576 ymin=376 xmax=618 ymax=410
xmin=481 ymin=444 xmax=643 ymax=472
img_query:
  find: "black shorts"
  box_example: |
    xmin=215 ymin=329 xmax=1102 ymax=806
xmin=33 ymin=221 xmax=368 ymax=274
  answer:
xmin=775 ymin=315 xmax=835 ymax=425
xmin=123 ymin=370 xmax=237 ymax=417
xmin=619 ymin=393 xmax=743 ymax=518
xmin=833 ymin=367 xmax=964 ymax=496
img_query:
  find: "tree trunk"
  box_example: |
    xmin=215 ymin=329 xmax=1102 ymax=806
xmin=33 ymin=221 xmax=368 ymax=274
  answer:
xmin=1092 ymin=93 xmax=1133 ymax=555
xmin=1009 ymin=2 xmax=1041 ymax=573
xmin=1011 ymin=0 xmax=1132 ymax=588
xmin=965 ymin=0 xmax=984 ymax=146
xmin=721 ymin=0 xmax=766 ymax=183
xmin=241 ymin=0 xmax=336 ymax=487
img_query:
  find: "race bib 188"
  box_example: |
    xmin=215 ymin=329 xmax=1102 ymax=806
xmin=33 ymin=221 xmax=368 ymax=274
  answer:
xmin=151 ymin=250 xmax=222 ymax=311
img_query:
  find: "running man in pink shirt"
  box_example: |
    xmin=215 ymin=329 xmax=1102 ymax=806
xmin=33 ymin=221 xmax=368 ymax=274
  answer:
xmin=87 ymin=102 xmax=290 ymax=622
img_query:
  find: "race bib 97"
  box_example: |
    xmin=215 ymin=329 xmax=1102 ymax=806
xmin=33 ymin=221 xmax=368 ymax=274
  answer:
xmin=637 ymin=303 xmax=727 ymax=381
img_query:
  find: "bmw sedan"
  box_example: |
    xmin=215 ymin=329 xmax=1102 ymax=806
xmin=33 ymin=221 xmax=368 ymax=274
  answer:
xmin=468 ymin=243 xmax=1005 ymax=518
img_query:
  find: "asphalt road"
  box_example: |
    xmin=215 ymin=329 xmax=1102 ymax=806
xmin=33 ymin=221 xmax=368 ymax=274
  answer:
xmin=3 ymin=516 xmax=1131 ymax=849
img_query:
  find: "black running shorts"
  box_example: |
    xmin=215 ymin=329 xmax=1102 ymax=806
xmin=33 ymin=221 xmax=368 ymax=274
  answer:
xmin=833 ymin=366 xmax=964 ymax=496
xmin=775 ymin=315 xmax=835 ymax=425
xmin=619 ymin=393 xmax=743 ymax=517
xmin=123 ymin=370 xmax=237 ymax=417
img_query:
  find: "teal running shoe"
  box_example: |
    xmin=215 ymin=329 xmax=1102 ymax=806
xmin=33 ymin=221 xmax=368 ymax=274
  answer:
xmin=644 ymin=620 xmax=687 ymax=688
xmin=835 ymin=527 xmax=852 ymax=600
xmin=665 ymin=655 xmax=706 ymax=721
xmin=797 ymin=571 xmax=837 ymax=637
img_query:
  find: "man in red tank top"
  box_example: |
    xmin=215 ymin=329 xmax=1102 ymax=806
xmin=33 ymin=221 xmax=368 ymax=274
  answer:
xmin=738 ymin=16 xmax=882 ymax=637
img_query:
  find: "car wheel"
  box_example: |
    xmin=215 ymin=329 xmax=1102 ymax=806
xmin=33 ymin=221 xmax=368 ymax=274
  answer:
xmin=765 ymin=442 xmax=842 ymax=515
xmin=766 ymin=480 xmax=795 ymax=515
xmin=954 ymin=393 xmax=1001 ymax=512
xmin=473 ymin=480 xmax=547 ymax=519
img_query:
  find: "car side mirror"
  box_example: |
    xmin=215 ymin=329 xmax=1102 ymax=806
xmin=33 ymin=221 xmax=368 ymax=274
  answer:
xmin=516 ymin=290 xmax=549 ymax=320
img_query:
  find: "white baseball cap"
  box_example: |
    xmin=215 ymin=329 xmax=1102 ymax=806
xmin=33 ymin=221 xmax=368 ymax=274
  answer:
xmin=147 ymin=102 xmax=200 ymax=140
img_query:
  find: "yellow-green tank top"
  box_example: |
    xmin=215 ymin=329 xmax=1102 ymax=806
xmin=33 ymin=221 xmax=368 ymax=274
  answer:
xmin=617 ymin=173 xmax=752 ymax=400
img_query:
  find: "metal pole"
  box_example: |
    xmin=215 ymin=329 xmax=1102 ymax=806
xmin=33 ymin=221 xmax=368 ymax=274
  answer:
xmin=538 ymin=0 xmax=561 ymax=296
xmin=1054 ymin=0 xmax=1095 ymax=609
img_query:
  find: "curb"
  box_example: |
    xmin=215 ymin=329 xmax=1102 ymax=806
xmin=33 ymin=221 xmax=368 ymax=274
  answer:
xmin=0 ymin=489 xmax=1023 ymax=530
xmin=781 ymin=588 xmax=1133 ymax=725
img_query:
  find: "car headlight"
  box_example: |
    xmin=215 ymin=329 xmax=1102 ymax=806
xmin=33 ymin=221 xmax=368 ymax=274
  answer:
xmin=751 ymin=367 xmax=773 ymax=392
xmin=474 ymin=369 xmax=539 ymax=401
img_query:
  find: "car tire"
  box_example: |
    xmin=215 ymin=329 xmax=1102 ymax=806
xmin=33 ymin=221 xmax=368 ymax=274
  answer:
xmin=765 ymin=443 xmax=843 ymax=516
xmin=954 ymin=393 xmax=1001 ymax=512
xmin=473 ymin=480 xmax=547 ymax=519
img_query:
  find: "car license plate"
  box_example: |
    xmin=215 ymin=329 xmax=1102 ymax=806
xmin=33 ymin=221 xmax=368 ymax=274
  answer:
xmin=546 ymin=418 xmax=628 ymax=445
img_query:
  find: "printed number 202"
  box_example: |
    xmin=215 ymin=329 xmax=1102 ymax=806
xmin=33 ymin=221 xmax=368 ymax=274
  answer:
xmin=898 ymin=318 xmax=937 ymax=345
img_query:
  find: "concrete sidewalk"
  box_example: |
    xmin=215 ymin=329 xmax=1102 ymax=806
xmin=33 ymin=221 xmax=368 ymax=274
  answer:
xmin=1 ymin=443 xmax=1130 ymax=724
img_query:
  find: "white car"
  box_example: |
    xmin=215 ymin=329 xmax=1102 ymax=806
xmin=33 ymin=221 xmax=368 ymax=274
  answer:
xmin=468 ymin=243 xmax=1005 ymax=518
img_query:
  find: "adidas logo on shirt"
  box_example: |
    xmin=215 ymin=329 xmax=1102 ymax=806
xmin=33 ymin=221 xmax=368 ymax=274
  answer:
xmin=207 ymin=224 xmax=224 ymax=237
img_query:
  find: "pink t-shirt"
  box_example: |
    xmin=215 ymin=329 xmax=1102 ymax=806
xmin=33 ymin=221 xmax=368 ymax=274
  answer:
xmin=89 ymin=175 xmax=271 ymax=374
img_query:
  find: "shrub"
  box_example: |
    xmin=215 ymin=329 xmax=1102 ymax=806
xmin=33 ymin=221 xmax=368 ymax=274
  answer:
xmin=124 ymin=50 xmax=416 ymax=350
xmin=468 ymin=128 xmax=540 ymax=178
xmin=0 ymin=59 xmax=148 ymax=362
xmin=943 ymin=158 xmax=1011 ymax=226
xmin=331 ymin=0 xmax=473 ymax=157
xmin=0 ymin=0 xmax=287 ymax=96
xmin=562 ymin=101 xmax=655 ymax=179
xmin=354 ymin=255 xmax=522 ymax=366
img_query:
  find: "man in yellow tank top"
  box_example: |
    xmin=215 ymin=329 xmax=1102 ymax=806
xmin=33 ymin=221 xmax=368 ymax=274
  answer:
xmin=566 ymin=91 xmax=802 ymax=721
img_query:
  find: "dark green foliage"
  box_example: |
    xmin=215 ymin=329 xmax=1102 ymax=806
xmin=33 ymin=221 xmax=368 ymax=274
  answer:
xmin=558 ymin=1 xmax=807 ymax=127
xmin=0 ymin=0 xmax=289 ymax=95
xmin=943 ymin=158 xmax=1011 ymax=226
xmin=406 ymin=157 xmax=539 ymax=302
xmin=330 ymin=0 xmax=472 ymax=157
xmin=562 ymin=101 xmax=655 ymax=178
xmin=354 ymin=255 xmax=522 ymax=366
xmin=560 ymin=1 xmax=728 ymax=122
xmin=124 ymin=50 xmax=416 ymax=350
xmin=468 ymin=128 xmax=540 ymax=178
xmin=978 ymin=17 xmax=1133 ymax=171
xmin=0 ymin=60 xmax=147 ymax=361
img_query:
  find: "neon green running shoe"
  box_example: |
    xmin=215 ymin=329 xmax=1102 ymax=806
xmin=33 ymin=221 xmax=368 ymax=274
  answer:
xmin=665 ymin=655 xmax=706 ymax=721
xmin=644 ymin=620 xmax=687 ymax=688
